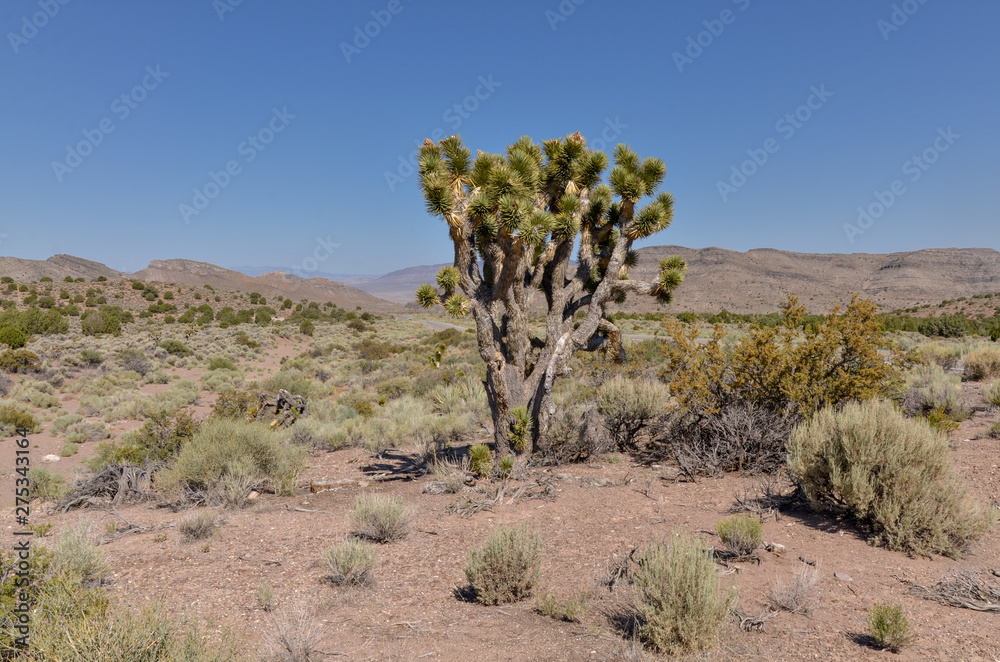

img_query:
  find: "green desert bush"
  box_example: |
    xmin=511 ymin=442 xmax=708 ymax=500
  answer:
xmin=178 ymin=512 xmax=218 ymax=542
xmin=596 ymin=375 xmax=669 ymax=449
xmin=350 ymin=494 xmax=412 ymax=543
xmin=715 ymin=514 xmax=762 ymax=557
xmin=208 ymin=356 xmax=236 ymax=371
xmin=28 ymin=467 xmax=69 ymax=502
xmin=787 ymin=399 xmax=996 ymax=558
xmin=0 ymin=348 xmax=41 ymax=373
xmin=916 ymin=342 xmax=962 ymax=369
xmin=464 ymin=523 xmax=543 ymax=605
xmin=159 ymin=339 xmax=191 ymax=356
xmin=633 ymin=532 xmax=737 ymax=656
xmin=159 ymin=419 xmax=305 ymax=496
xmin=87 ymin=410 xmax=198 ymax=470
xmin=50 ymin=413 xmax=84 ymax=436
xmin=79 ymin=348 xmax=103 ymax=365
xmin=49 ymin=521 xmax=110 ymax=585
xmin=212 ymin=388 xmax=260 ymax=420
xmin=0 ymin=402 xmax=39 ymax=433
xmin=321 ymin=538 xmax=376 ymax=586
xmin=0 ymin=325 xmax=27 ymax=349
xmin=985 ymin=381 xmax=1000 ymax=408
xmin=534 ymin=591 xmax=590 ymax=623
xmin=965 ymin=346 xmax=1000 ymax=381
xmin=868 ymin=602 xmax=912 ymax=651
xmin=903 ymin=363 xmax=960 ymax=414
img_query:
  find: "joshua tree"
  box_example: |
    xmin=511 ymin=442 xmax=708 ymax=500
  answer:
xmin=416 ymin=132 xmax=686 ymax=455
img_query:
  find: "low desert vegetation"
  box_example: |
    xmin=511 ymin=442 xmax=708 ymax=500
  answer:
xmin=350 ymin=494 xmax=412 ymax=543
xmin=715 ymin=514 xmax=762 ymax=558
xmin=321 ymin=538 xmax=377 ymax=586
xmin=632 ymin=531 xmax=738 ymax=656
xmin=867 ymin=602 xmax=913 ymax=651
xmin=787 ymin=399 xmax=996 ymax=558
xmin=464 ymin=523 xmax=544 ymax=606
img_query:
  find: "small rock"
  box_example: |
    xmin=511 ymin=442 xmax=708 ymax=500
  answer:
xmin=41 ymin=454 xmax=60 ymax=463
xmin=422 ymin=481 xmax=452 ymax=495
xmin=834 ymin=572 xmax=853 ymax=582
xmin=247 ymin=491 xmax=260 ymax=501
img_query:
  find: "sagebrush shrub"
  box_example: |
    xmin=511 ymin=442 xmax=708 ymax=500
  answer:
xmin=321 ymin=538 xmax=376 ymax=586
xmin=787 ymin=399 xmax=996 ymax=558
xmin=903 ymin=363 xmax=960 ymax=415
xmin=965 ymin=347 xmax=1000 ymax=381
xmin=769 ymin=562 xmax=822 ymax=615
xmin=158 ymin=419 xmax=304 ymax=496
xmin=985 ymin=381 xmax=1000 ymax=408
xmin=868 ymin=602 xmax=912 ymax=651
xmin=350 ymin=494 xmax=411 ymax=543
xmin=50 ymin=521 xmax=110 ymax=584
xmin=633 ymin=532 xmax=737 ymax=655
xmin=178 ymin=512 xmax=218 ymax=542
xmin=0 ymin=403 xmax=38 ymax=433
xmin=916 ymin=342 xmax=962 ymax=370
xmin=464 ymin=523 xmax=543 ymax=605
xmin=715 ymin=514 xmax=762 ymax=557
xmin=595 ymin=376 xmax=669 ymax=449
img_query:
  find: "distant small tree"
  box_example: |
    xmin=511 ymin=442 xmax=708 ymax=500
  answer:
xmin=416 ymin=133 xmax=686 ymax=455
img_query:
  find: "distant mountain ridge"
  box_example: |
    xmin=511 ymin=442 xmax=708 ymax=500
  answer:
xmin=348 ymin=246 xmax=1000 ymax=314
xmin=3 ymin=247 xmax=999 ymax=314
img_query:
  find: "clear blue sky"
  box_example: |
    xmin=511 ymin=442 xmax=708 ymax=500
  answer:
xmin=2 ymin=0 xmax=997 ymax=276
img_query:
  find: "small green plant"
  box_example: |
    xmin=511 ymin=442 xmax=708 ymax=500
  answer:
xmin=633 ymin=532 xmax=737 ymax=655
xmin=509 ymin=406 xmax=532 ymax=452
xmin=159 ymin=339 xmax=191 ymax=356
xmin=989 ymin=421 xmax=1000 ymax=439
xmin=178 ymin=512 xmax=218 ymax=542
xmin=208 ymin=356 xmax=236 ymax=371
xmin=985 ymin=381 xmax=1000 ymax=408
xmin=868 ymin=602 xmax=912 ymax=651
xmin=715 ymin=514 xmax=762 ymax=557
xmin=350 ymin=494 xmax=412 ymax=543
xmin=535 ymin=591 xmax=590 ymax=622
xmin=79 ymin=348 xmax=104 ymax=365
xmin=28 ymin=467 xmax=69 ymax=502
xmin=257 ymin=580 xmax=275 ymax=611
xmin=464 ymin=523 xmax=543 ymax=605
xmin=0 ymin=404 xmax=38 ymax=433
xmin=321 ymin=538 xmax=377 ymax=586
xmin=469 ymin=443 xmax=492 ymax=478
xmin=498 ymin=454 xmax=514 ymax=479
xmin=50 ymin=521 xmax=111 ymax=584
xmin=28 ymin=522 xmax=53 ymax=537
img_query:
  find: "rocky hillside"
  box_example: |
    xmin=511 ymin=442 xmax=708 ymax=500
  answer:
xmin=0 ymin=254 xmax=127 ymax=282
xmin=354 ymin=247 xmax=1000 ymax=314
xmin=131 ymin=259 xmax=395 ymax=311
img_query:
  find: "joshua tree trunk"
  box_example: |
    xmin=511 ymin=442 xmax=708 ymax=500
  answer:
xmin=416 ymin=133 xmax=686 ymax=456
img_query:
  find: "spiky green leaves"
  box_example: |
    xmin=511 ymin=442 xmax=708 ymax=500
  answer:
xmin=416 ymin=283 xmax=439 ymax=309
xmin=655 ymin=255 xmax=687 ymax=304
xmin=440 ymin=136 xmax=472 ymax=179
xmin=444 ymin=293 xmax=470 ymax=318
xmin=436 ymin=266 xmax=460 ymax=295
